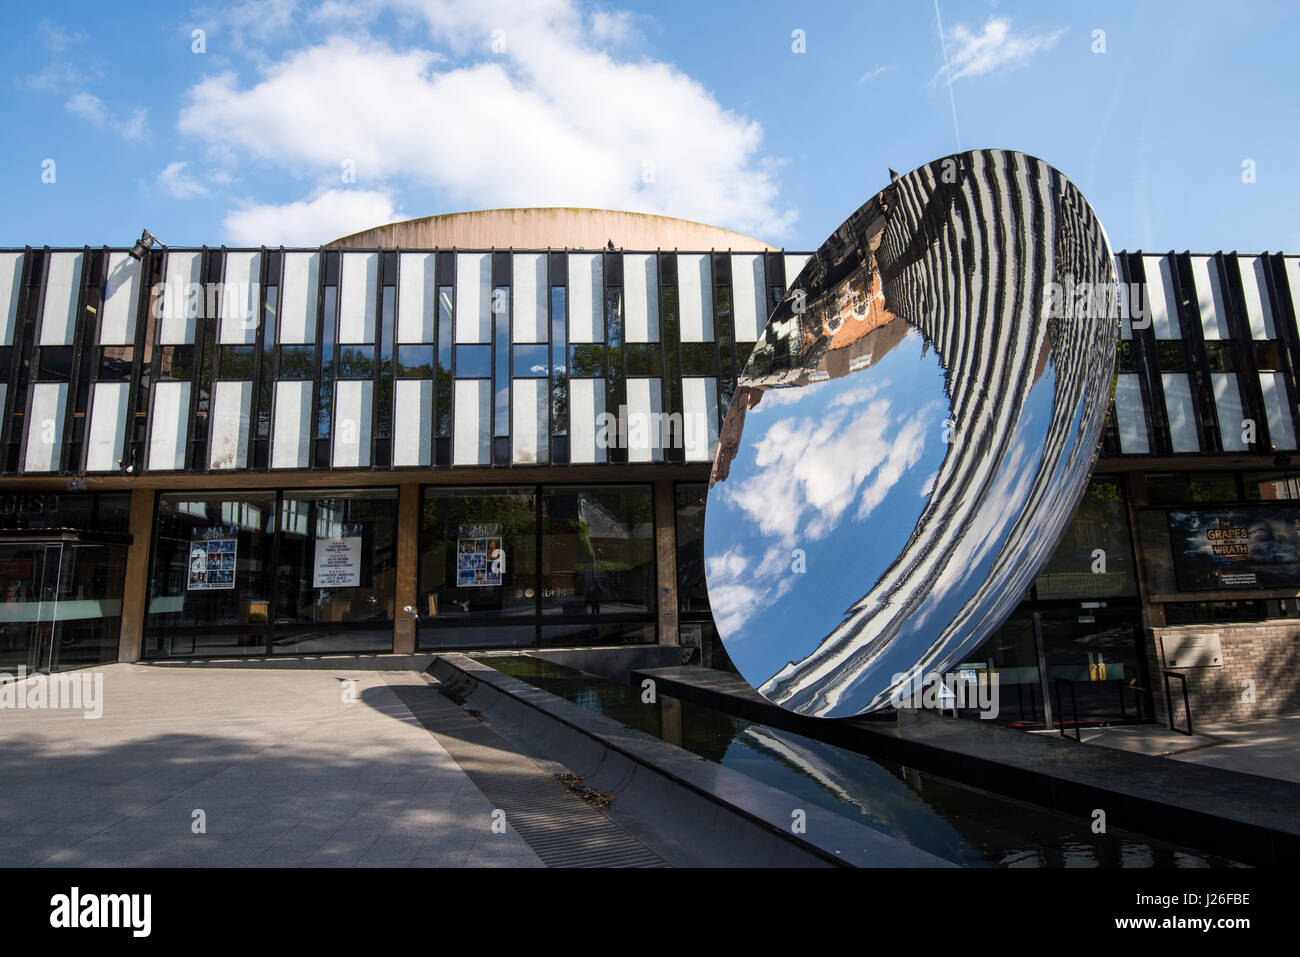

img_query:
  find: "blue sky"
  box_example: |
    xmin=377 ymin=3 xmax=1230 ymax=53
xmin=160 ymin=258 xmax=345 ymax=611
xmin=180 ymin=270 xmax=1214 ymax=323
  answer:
xmin=2 ymin=0 xmax=1297 ymax=253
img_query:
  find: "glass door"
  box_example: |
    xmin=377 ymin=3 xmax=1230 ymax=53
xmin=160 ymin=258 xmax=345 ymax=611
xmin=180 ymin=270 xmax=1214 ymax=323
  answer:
xmin=1039 ymin=603 xmax=1151 ymax=725
xmin=0 ymin=541 xmax=126 ymax=674
xmin=0 ymin=542 xmax=63 ymax=673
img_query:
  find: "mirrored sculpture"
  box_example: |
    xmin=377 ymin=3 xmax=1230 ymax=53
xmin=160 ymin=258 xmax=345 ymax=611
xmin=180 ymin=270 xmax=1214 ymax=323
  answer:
xmin=704 ymin=150 xmax=1119 ymax=718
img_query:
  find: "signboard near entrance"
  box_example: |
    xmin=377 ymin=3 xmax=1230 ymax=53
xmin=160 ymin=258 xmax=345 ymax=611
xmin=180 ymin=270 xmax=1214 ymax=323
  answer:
xmin=313 ymin=536 xmax=362 ymax=588
xmin=1162 ymin=632 xmax=1224 ymax=668
xmin=1167 ymin=508 xmax=1300 ymax=590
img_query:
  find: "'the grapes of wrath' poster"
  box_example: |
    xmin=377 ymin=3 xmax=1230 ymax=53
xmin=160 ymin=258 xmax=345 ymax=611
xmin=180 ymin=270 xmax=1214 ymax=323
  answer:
xmin=1167 ymin=508 xmax=1300 ymax=590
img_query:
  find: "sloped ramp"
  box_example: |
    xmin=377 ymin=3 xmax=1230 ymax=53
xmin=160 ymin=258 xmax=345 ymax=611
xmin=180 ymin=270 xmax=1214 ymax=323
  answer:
xmin=383 ymin=673 xmax=667 ymax=868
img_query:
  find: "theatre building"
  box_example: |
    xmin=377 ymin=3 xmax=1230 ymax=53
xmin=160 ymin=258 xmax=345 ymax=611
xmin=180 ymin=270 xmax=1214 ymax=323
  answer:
xmin=0 ymin=207 xmax=1298 ymax=731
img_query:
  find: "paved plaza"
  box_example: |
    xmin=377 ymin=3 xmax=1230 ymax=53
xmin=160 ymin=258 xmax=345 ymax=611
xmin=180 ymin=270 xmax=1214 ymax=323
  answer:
xmin=0 ymin=664 xmax=543 ymax=867
xmin=1074 ymin=713 xmax=1300 ymax=784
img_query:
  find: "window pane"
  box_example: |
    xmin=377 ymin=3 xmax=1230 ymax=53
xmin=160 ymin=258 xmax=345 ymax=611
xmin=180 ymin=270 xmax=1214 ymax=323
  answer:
xmin=420 ymin=487 xmax=537 ymax=619
xmin=1243 ymin=471 xmax=1300 ymax=501
xmin=680 ymin=341 xmax=716 ymax=376
xmin=146 ymin=492 xmax=276 ymax=638
xmin=675 ymin=483 xmax=709 ymax=615
xmin=218 ymin=345 xmax=256 ymax=379
xmin=397 ymin=344 xmax=434 ymax=378
xmin=624 ymin=342 xmax=662 ymax=377
xmin=278 ymin=345 xmax=316 ymax=380
xmin=568 ymin=343 xmax=605 ymax=378
xmin=338 ymin=345 xmax=375 ymax=379
xmin=541 ymin=485 xmax=654 ymax=615
xmin=513 ymin=344 xmax=549 ymax=377
xmin=1034 ymin=477 xmax=1137 ymax=599
xmin=456 ymin=344 xmax=492 ymax=378
xmin=274 ymin=490 xmax=397 ymax=642
xmin=37 ymin=346 xmax=75 ymax=380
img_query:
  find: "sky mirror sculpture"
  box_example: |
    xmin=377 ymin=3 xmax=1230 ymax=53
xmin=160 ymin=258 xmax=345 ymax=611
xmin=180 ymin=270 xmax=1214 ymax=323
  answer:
xmin=704 ymin=149 xmax=1120 ymax=718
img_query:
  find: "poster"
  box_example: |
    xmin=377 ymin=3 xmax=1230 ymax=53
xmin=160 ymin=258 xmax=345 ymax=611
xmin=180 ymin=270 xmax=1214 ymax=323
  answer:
xmin=1167 ymin=508 xmax=1300 ymax=590
xmin=457 ymin=523 xmax=503 ymax=588
xmin=313 ymin=536 xmax=362 ymax=588
xmin=188 ymin=536 xmax=236 ymax=591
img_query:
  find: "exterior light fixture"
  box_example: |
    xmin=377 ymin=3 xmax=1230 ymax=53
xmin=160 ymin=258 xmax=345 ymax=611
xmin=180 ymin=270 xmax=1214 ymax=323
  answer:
xmin=128 ymin=229 xmax=163 ymax=261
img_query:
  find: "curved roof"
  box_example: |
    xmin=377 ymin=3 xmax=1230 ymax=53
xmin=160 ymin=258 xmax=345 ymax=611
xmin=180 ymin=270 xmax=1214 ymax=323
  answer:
xmin=327 ymin=207 xmax=777 ymax=251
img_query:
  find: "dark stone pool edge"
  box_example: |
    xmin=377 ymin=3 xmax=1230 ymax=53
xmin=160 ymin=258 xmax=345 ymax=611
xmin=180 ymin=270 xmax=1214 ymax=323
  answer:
xmin=633 ymin=665 xmax=1299 ymax=868
xmin=430 ymin=653 xmax=956 ymax=868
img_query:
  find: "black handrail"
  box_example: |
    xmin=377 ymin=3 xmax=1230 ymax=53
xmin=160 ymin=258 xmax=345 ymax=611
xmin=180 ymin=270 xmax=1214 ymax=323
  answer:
xmin=1053 ymin=677 xmax=1082 ymax=741
xmin=1162 ymin=670 xmax=1193 ymax=735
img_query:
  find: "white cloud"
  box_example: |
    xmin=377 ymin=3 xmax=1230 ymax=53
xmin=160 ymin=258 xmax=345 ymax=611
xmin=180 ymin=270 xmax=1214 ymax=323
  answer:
xmin=159 ymin=162 xmax=210 ymax=199
xmin=858 ymin=65 xmax=888 ymax=85
xmin=933 ymin=16 xmax=1064 ymax=86
xmin=193 ymin=0 xmax=302 ymax=53
xmin=724 ymin=396 xmax=933 ymax=548
xmin=18 ymin=20 xmax=100 ymax=93
xmin=178 ymin=0 xmax=794 ymax=239
xmin=589 ymin=9 xmax=639 ymax=46
xmin=66 ymin=92 xmax=108 ymax=125
xmin=223 ymin=188 xmax=405 ymax=245
xmin=706 ymin=547 xmax=749 ymax=583
xmin=65 ymin=92 xmax=149 ymax=141
xmin=38 ymin=20 xmax=86 ymax=55
xmin=704 ymin=543 xmax=793 ymax=640
xmin=120 ymin=108 xmax=149 ymax=142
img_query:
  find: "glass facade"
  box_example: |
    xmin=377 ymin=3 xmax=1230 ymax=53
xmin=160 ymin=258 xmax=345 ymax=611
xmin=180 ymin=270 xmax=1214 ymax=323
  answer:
xmin=144 ymin=488 xmax=396 ymax=657
xmin=418 ymin=484 xmax=656 ymax=649
xmin=0 ymin=238 xmax=1296 ymax=735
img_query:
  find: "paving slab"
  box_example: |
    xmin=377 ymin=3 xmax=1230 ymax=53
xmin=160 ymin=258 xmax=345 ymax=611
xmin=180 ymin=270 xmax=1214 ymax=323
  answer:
xmin=0 ymin=663 xmax=542 ymax=868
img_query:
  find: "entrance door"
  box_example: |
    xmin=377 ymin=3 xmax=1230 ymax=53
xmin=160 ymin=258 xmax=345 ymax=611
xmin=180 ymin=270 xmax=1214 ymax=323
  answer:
xmin=0 ymin=542 xmax=63 ymax=673
xmin=0 ymin=540 xmax=126 ymax=674
xmin=1038 ymin=603 xmax=1151 ymax=725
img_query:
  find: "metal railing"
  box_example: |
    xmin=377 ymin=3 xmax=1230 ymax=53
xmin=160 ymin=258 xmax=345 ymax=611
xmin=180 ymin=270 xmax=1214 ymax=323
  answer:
xmin=1162 ymin=670 xmax=1193 ymax=735
xmin=1054 ymin=677 xmax=1082 ymax=741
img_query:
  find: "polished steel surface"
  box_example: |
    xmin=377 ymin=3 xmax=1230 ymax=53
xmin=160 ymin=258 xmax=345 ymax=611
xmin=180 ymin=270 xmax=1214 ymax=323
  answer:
xmin=704 ymin=150 xmax=1119 ymax=718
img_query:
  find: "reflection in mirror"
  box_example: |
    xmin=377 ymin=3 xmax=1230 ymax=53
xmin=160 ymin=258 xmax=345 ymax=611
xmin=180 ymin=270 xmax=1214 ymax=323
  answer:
xmin=705 ymin=150 xmax=1120 ymax=718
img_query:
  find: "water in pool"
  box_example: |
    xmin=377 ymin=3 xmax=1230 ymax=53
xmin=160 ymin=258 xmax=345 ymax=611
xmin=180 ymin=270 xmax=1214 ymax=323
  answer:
xmin=473 ymin=654 xmax=1241 ymax=868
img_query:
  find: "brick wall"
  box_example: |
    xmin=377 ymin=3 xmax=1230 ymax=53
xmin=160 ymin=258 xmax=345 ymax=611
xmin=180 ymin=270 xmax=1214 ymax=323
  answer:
xmin=1146 ymin=621 xmax=1300 ymax=726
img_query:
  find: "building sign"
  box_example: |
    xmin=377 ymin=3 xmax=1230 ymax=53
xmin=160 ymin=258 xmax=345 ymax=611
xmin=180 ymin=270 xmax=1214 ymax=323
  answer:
xmin=313 ymin=536 xmax=362 ymax=588
xmin=1167 ymin=508 xmax=1300 ymax=590
xmin=457 ymin=523 xmax=503 ymax=588
xmin=187 ymin=534 xmax=237 ymax=591
xmin=1161 ymin=633 xmax=1224 ymax=668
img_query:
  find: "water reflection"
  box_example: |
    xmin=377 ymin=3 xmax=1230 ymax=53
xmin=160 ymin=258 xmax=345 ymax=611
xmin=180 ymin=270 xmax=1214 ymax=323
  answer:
xmin=476 ymin=655 xmax=1234 ymax=867
xmin=706 ymin=150 xmax=1119 ymax=717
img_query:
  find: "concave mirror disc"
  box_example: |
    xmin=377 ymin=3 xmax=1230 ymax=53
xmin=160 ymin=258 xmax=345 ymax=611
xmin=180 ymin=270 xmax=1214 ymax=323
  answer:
xmin=704 ymin=150 xmax=1119 ymax=718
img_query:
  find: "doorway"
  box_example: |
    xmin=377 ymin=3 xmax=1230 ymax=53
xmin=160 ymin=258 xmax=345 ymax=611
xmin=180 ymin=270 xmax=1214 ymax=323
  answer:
xmin=0 ymin=536 xmax=127 ymax=674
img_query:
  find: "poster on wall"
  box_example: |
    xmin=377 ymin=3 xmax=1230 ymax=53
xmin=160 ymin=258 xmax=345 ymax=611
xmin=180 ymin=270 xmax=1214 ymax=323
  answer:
xmin=313 ymin=536 xmax=362 ymax=588
xmin=1167 ymin=508 xmax=1300 ymax=590
xmin=188 ymin=536 xmax=237 ymax=591
xmin=456 ymin=523 xmax=503 ymax=588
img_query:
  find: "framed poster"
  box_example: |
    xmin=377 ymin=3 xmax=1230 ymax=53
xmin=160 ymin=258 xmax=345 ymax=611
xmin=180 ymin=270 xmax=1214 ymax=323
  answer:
xmin=313 ymin=536 xmax=362 ymax=588
xmin=188 ymin=536 xmax=237 ymax=591
xmin=1167 ymin=507 xmax=1300 ymax=590
xmin=456 ymin=523 xmax=503 ymax=588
